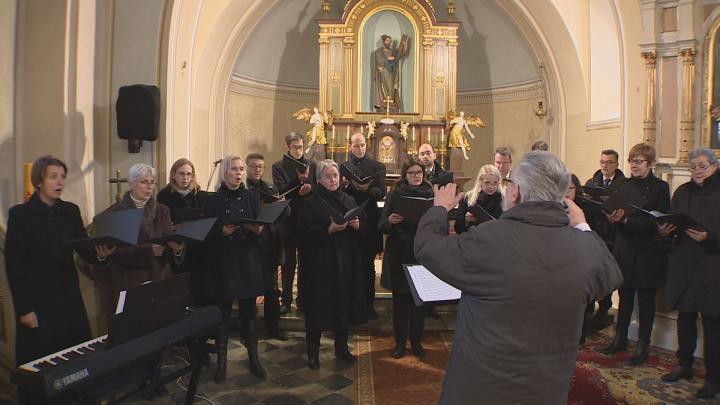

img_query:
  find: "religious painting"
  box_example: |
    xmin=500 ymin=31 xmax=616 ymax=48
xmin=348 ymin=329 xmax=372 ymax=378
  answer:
xmin=379 ymin=135 xmax=396 ymax=164
xmin=360 ymin=9 xmax=416 ymax=113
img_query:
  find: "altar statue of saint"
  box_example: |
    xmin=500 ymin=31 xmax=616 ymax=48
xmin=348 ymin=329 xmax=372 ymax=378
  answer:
xmin=373 ymin=34 xmax=410 ymax=112
xmin=446 ymin=110 xmax=486 ymax=160
xmin=293 ymin=107 xmax=333 ymax=153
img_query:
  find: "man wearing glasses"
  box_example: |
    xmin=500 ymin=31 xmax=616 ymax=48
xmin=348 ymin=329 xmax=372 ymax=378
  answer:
xmin=584 ymin=149 xmax=627 ymax=328
xmin=272 ymin=133 xmax=316 ymax=314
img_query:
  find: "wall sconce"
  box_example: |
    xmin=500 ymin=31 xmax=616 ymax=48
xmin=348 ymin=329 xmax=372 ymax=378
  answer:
xmin=535 ymin=101 xmax=547 ymax=120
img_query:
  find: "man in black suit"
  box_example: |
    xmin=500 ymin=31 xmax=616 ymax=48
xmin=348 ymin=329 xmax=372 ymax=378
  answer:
xmin=342 ymin=132 xmax=386 ymax=319
xmin=272 ymin=133 xmax=316 ymax=314
xmin=418 ymin=143 xmax=448 ymax=182
xmin=584 ymin=149 xmax=626 ymax=325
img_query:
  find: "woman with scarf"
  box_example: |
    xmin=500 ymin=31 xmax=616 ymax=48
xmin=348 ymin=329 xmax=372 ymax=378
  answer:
xmin=298 ymin=159 xmax=367 ymax=369
xmin=660 ymin=147 xmax=720 ymax=399
xmin=454 ymin=164 xmax=503 ymax=234
xmin=600 ymin=143 xmax=669 ymax=366
xmin=202 ymin=156 xmax=266 ymax=382
xmin=380 ymin=158 xmax=435 ymax=358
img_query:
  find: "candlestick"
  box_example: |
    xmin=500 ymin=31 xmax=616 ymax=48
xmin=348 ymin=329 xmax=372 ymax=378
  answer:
xmin=441 ymin=127 xmax=445 ymax=144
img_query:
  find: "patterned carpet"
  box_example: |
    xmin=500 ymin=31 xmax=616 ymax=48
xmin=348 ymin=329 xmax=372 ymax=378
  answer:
xmin=569 ymin=334 xmax=711 ymax=405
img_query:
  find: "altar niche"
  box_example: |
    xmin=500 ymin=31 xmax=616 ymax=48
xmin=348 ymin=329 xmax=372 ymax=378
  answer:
xmin=317 ymin=0 xmax=459 ymax=172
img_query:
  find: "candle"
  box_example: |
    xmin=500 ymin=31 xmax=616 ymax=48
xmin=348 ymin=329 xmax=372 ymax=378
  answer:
xmin=23 ymin=162 xmax=33 ymax=202
xmin=441 ymin=127 xmax=445 ymax=144
xmin=360 ymin=125 xmax=364 ymax=134
xmin=332 ymin=125 xmax=335 ymax=142
xmin=428 ymin=126 xmax=432 ymax=146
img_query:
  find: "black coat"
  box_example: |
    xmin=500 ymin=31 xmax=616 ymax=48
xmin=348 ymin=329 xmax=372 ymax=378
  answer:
xmin=424 ymin=161 xmax=449 ymax=183
xmin=379 ymin=182 xmax=434 ymax=293
xmin=202 ymin=184 xmax=264 ymax=300
xmin=342 ymin=155 xmax=386 ymax=254
xmin=156 ymin=185 xmax=211 ymax=224
xmin=271 ymin=154 xmax=316 ymax=227
xmin=297 ymin=186 xmax=368 ymax=330
xmin=247 ymin=179 xmax=287 ymax=290
xmin=665 ymin=171 xmax=720 ymax=315
xmin=453 ymin=192 xmax=503 ymax=234
xmin=5 ymin=194 xmax=93 ymax=366
xmin=613 ymin=172 xmax=670 ymax=288
xmin=584 ymin=169 xmax=627 ymax=248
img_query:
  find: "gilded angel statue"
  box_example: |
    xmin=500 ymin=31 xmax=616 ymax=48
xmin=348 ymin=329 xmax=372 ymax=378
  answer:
xmin=293 ymin=107 xmax=333 ymax=153
xmin=399 ymin=121 xmax=409 ymax=141
xmin=446 ymin=110 xmax=486 ymax=160
xmin=366 ymin=121 xmax=377 ymax=139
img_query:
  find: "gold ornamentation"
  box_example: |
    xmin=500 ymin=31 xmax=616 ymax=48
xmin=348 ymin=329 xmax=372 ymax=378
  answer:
xmin=293 ymin=107 xmax=334 ymax=150
xmin=447 ymin=0 xmax=456 ymax=16
xmin=641 ymin=51 xmax=657 ymax=64
xmin=318 ymin=37 xmax=331 ymax=45
xmin=435 ymin=73 xmax=445 ymax=84
xmin=322 ymin=0 xmax=330 ymax=16
xmin=331 ymin=72 xmax=341 ymax=82
xmin=423 ymin=38 xmax=434 ymax=47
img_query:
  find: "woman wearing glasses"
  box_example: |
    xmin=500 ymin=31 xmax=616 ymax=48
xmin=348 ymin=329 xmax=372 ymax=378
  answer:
xmin=600 ymin=143 xmax=670 ymax=366
xmin=659 ymin=147 xmax=720 ymax=399
xmin=380 ymin=158 xmax=434 ymax=358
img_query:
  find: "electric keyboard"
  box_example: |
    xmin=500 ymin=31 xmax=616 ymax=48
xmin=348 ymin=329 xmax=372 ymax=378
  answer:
xmin=13 ymin=306 xmax=221 ymax=399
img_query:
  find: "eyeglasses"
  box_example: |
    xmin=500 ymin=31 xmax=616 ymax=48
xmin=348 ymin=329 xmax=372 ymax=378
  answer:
xmin=138 ymin=180 xmax=156 ymax=187
xmin=629 ymin=159 xmax=648 ymax=166
xmin=599 ymin=160 xmax=617 ymax=165
xmin=289 ymin=145 xmax=304 ymax=150
xmin=690 ymin=165 xmax=711 ymax=172
xmin=406 ymin=170 xmax=424 ymax=176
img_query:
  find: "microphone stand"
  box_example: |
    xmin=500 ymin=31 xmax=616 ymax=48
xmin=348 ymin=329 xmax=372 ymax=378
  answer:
xmin=207 ymin=160 xmax=221 ymax=191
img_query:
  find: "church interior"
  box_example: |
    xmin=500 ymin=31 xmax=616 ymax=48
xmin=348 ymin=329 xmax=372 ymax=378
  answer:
xmin=2 ymin=0 xmax=720 ymax=403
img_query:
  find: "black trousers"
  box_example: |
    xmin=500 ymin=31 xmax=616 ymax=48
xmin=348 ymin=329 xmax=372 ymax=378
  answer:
xmin=392 ymin=292 xmax=426 ymax=345
xmin=219 ymin=298 xmax=257 ymax=323
xmin=281 ymin=234 xmax=303 ymax=308
xmin=306 ymin=329 xmax=348 ymax=356
xmin=363 ymin=249 xmax=376 ymax=309
xmin=616 ymin=287 xmax=656 ymax=343
xmin=263 ymin=287 xmax=281 ymax=333
xmin=677 ymin=312 xmax=720 ymax=383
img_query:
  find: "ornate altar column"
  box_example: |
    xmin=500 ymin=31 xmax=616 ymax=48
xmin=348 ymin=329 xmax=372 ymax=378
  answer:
xmin=343 ymin=37 xmax=354 ymax=118
xmin=447 ymin=38 xmax=458 ymax=113
xmin=678 ymin=47 xmax=697 ymax=163
xmin=641 ymin=51 xmax=657 ymax=146
xmin=422 ymin=38 xmax=434 ymax=120
xmin=319 ymin=37 xmax=330 ymax=112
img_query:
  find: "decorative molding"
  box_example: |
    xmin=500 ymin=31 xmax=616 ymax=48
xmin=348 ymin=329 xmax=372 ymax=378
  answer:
xmin=229 ymin=74 xmax=318 ymax=102
xmin=586 ymin=118 xmax=623 ymax=130
xmin=456 ymin=79 xmax=543 ymax=104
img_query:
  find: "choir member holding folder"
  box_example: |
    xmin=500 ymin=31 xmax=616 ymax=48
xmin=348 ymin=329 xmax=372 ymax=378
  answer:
xmin=102 ymin=163 xmax=184 ymax=302
xmin=272 ymin=132 xmax=316 ymax=313
xmin=379 ymin=158 xmax=434 ymax=358
xmin=6 ymin=156 xmax=115 ymax=404
xmin=454 ymin=164 xmax=502 ymax=234
xmin=202 ymin=156 xmax=266 ymax=382
xmin=297 ymin=159 xmax=367 ymax=369
xmin=659 ymin=148 xmax=720 ymax=399
xmin=601 ymin=143 xmax=670 ymax=366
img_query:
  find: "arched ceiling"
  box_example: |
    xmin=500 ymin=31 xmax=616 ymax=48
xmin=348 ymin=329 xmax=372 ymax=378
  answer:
xmin=232 ymin=0 xmax=540 ymax=90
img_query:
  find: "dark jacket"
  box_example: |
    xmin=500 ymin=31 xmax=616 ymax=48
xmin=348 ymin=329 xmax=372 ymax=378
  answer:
xmin=453 ymin=191 xmax=503 ymax=234
xmin=612 ymin=172 xmax=670 ymax=289
xmin=342 ymin=155 xmax=386 ymax=254
xmin=379 ymin=182 xmax=434 ymax=293
xmin=297 ymin=186 xmax=368 ymax=330
xmin=104 ymin=192 xmax=177 ymax=294
xmin=247 ymin=178 xmax=287 ymax=290
xmin=414 ymin=202 xmax=623 ymax=404
xmin=202 ymin=184 xmax=264 ymax=300
xmin=424 ymin=160 xmax=448 ymax=183
xmin=156 ymin=185 xmax=211 ymax=224
xmin=583 ymin=169 xmax=627 ymax=247
xmin=665 ymin=171 xmax=720 ymax=316
xmin=271 ymin=154 xmax=316 ymax=247
xmin=5 ymin=194 xmax=93 ymax=365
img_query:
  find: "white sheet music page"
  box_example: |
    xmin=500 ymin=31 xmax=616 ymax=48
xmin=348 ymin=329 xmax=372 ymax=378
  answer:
xmin=407 ymin=265 xmax=461 ymax=302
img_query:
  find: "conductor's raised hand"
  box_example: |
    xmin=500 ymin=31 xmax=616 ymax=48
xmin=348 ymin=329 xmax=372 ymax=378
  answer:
xmin=433 ymin=183 xmax=464 ymax=212
xmin=348 ymin=217 xmax=360 ymax=230
xmin=564 ymin=198 xmax=587 ymax=227
xmin=388 ymin=213 xmax=404 ymax=224
xmin=328 ymin=217 xmax=348 ymax=234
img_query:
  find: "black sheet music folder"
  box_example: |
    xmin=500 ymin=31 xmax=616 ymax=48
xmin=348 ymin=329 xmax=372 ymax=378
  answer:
xmin=145 ymin=217 xmax=217 ymax=245
xmin=65 ymin=208 xmax=143 ymax=249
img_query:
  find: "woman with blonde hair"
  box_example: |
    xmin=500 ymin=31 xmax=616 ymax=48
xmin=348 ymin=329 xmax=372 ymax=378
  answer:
xmin=202 ymin=156 xmax=266 ymax=381
xmin=157 ymin=158 xmax=209 ymax=224
xmin=454 ymin=164 xmax=503 ymax=234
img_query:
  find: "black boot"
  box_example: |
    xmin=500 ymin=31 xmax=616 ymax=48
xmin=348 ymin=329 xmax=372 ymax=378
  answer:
xmin=307 ymin=330 xmax=320 ymax=369
xmin=695 ymin=380 xmax=720 ymax=399
xmin=661 ymin=366 xmax=693 ymax=382
xmin=410 ymin=333 xmax=426 ymax=358
xmin=599 ymin=336 xmax=628 ymax=356
xmin=334 ymin=330 xmax=356 ymax=363
xmin=214 ymin=323 xmax=228 ymax=384
xmin=243 ymin=320 xmax=267 ymax=379
xmin=627 ymin=340 xmax=649 ymax=366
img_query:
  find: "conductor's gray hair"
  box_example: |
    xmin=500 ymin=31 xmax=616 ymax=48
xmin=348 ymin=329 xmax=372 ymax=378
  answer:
xmin=216 ymin=155 xmax=243 ymax=190
xmin=513 ymin=151 xmax=570 ymax=203
xmin=688 ymin=147 xmax=719 ymax=165
xmin=316 ymin=159 xmax=338 ymax=178
xmin=128 ymin=163 xmax=156 ymax=183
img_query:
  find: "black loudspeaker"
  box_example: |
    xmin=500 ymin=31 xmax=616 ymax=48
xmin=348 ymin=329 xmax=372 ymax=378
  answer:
xmin=116 ymin=84 xmax=160 ymax=141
